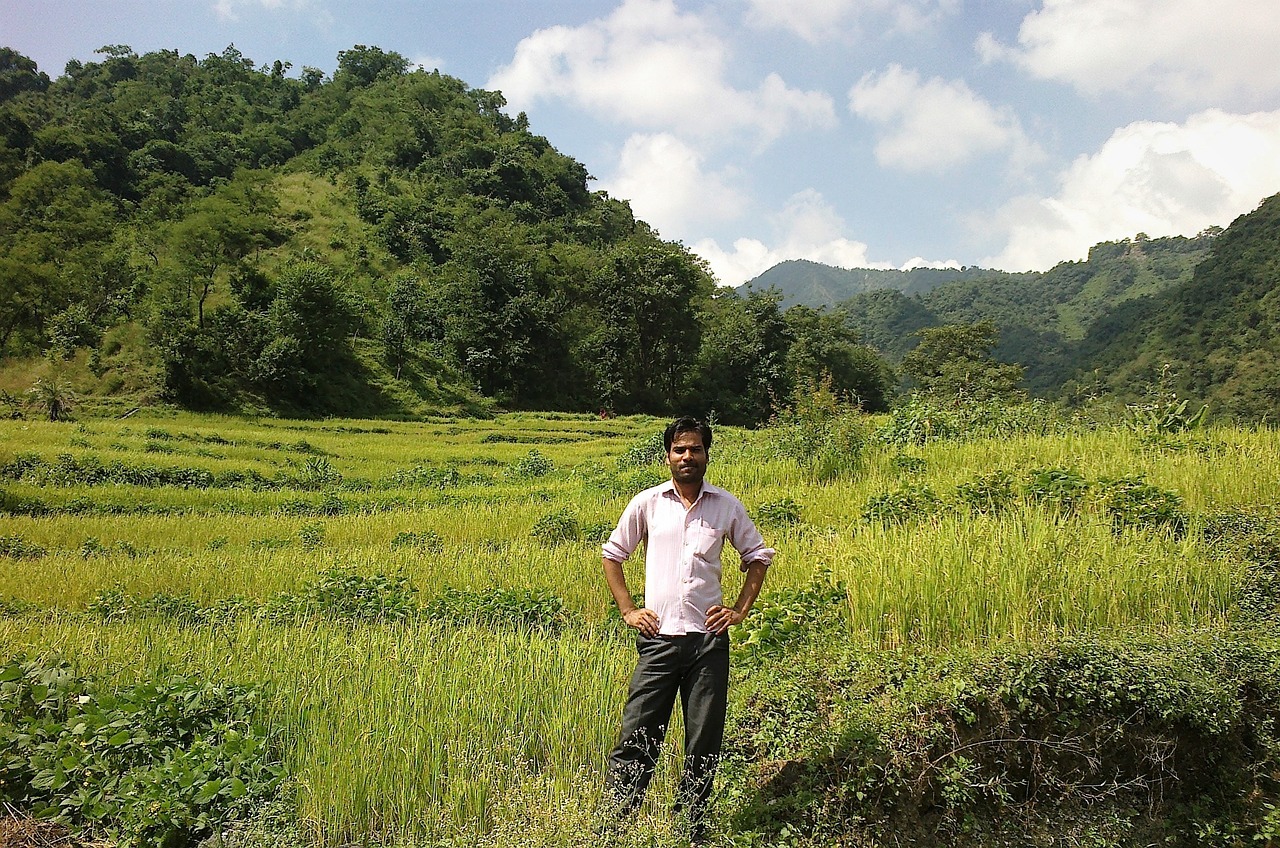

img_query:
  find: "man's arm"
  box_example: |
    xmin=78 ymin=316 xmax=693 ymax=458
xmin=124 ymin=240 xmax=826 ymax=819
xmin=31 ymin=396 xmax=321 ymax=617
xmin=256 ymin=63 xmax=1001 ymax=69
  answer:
xmin=604 ymin=557 xmax=659 ymax=637
xmin=705 ymin=560 xmax=769 ymax=635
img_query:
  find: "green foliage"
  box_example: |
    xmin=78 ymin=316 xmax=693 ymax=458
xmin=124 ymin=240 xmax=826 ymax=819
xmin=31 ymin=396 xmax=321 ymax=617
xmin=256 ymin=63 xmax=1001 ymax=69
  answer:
xmin=529 ymin=508 xmax=581 ymax=544
xmin=508 ymin=448 xmax=554 ymax=478
xmin=0 ymin=535 xmax=46 ymax=558
xmin=863 ymin=483 xmax=942 ymax=525
xmin=389 ymin=530 xmax=445 ymax=552
xmin=901 ymin=320 xmax=1025 ymax=402
xmin=755 ymin=497 xmax=802 ymax=529
xmin=1096 ymin=475 xmax=1187 ymax=534
xmin=770 ymin=375 xmax=868 ymax=480
xmin=261 ymin=569 xmax=418 ymax=623
xmin=728 ymin=634 xmax=1280 ymax=844
xmin=1023 ymin=466 xmax=1092 ymax=517
xmin=733 ymin=568 xmax=847 ymax=664
xmin=421 ymin=586 xmax=573 ymax=632
xmin=0 ymin=658 xmax=282 ymax=847
xmin=952 ymin=470 xmax=1018 ymax=515
xmin=877 ymin=396 xmax=1064 ymax=446
xmin=615 ymin=430 xmax=666 ymax=470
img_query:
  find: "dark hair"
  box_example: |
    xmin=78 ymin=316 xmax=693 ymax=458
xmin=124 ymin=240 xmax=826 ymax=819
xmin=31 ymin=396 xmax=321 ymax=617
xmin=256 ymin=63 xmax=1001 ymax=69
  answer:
xmin=663 ymin=416 xmax=712 ymax=452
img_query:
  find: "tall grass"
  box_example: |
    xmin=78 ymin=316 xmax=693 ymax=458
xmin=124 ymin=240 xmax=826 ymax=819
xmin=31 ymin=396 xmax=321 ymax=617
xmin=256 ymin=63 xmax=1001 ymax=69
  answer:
xmin=1 ymin=412 xmax=1275 ymax=843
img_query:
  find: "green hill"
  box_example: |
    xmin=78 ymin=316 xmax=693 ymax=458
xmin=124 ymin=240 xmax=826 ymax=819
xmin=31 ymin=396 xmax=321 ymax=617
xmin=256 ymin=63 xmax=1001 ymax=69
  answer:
xmin=740 ymin=259 xmax=1009 ymax=308
xmin=1076 ymin=193 xmax=1280 ymax=418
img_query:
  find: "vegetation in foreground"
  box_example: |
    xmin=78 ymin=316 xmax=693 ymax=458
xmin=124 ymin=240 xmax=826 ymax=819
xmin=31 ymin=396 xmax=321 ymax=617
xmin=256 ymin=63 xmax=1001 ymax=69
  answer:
xmin=1 ymin=401 xmax=1278 ymax=846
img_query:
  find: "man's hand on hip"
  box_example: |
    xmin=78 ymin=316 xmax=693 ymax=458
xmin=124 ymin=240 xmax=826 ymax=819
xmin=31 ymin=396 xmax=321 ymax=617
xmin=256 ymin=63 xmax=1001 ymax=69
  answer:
xmin=623 ymin=607 xmax=660 ymax=636
xmin=705 ymin=604 xmax=744 ymax=635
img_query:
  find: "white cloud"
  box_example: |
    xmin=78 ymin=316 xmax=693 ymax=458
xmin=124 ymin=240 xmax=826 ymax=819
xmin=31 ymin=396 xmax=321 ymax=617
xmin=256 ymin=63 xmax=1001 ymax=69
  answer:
xmin=744 ymin=0 xmax=959 ymax=42
xmin=849 ymin=65 xmax=1038 ymax=172
xmin=979 ymin=0 xmax=1280 ymax=107
xmin=693 ymin=190 xmax=887 ymax=286
xmin=600 ymin=133 xmax=746 ymax=236
xmin=212 ymin=0 xmax=313 ymax=22
xmin=984 ymin=109 xmax=1280 ymax=271
xmin=487 ymin=0 xmax=835 ymax=144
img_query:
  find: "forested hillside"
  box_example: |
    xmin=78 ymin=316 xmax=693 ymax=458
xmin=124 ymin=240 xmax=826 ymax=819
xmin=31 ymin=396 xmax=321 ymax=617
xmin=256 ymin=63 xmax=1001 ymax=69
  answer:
xmin=1077 ymin=193 xmax=1280 ymax=418
xmin=740 ymin=258 xmax=1013 ymax=309
xmin=0 ymin=45 xmax=890 ymax=423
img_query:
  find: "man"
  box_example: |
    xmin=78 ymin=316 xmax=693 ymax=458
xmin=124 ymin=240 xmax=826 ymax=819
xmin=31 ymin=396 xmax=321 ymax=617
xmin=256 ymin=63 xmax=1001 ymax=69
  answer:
xmin=602 ymin=416 xmax=775 ymax=841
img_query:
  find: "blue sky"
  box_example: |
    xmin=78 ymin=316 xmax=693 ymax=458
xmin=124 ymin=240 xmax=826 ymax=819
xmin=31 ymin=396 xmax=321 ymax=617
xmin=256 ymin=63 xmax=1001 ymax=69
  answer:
xmin=6 ymin=0 xmax=1280 ymax=285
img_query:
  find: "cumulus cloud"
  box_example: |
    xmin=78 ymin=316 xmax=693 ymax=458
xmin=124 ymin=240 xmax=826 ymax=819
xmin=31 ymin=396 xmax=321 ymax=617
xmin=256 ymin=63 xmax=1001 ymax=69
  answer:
xmin=978 ymin=0 xmax=1280 ymax=107
xmin=849 ymin=65 xmax=1039 ymax=172
xmin=983 ymin=109 xmax=1280 ymax=271
xmin=744 ymin=0 xmax=959 ymax=42
xmin=487 ymin=0 xmax=835 ymax=144
xmin=600 ymin=133 xmax=747 ymax=236
xmin=693 ymin=190 xmax=887 ymax=286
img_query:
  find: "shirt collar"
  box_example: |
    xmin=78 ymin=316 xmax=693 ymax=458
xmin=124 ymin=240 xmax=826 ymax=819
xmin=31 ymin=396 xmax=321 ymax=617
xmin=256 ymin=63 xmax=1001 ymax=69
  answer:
xmin=658 ymin=479 xmax=724 ymax=502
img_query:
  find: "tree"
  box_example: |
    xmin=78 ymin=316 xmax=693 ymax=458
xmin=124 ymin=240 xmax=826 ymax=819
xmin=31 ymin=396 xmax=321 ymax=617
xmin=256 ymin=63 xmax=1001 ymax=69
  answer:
xmin=901 ymin=320 xmax=1024 ymax=402
xmin=692 ymin=290 xmax=793 ymax=425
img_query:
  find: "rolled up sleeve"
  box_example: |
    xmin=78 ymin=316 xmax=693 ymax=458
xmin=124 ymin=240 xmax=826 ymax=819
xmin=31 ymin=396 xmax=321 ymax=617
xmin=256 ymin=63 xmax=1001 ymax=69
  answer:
xmin=730 ymin=503 xmax=775 ymax=571
xmin=602 ymin=492 xmax=646 ymax=563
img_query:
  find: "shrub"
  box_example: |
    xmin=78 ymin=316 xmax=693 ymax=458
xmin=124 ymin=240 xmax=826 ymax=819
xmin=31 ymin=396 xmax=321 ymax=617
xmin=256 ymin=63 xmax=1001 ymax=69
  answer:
xmin=508 ymin=449 xmax=554 ymax=478
xmin=755 ymin=498 xmax=802 ymax=528
xmin=260 ymin=569 xmax=417 ymax=623
xmin=291 ymin=456 xmax=341 ymax=490
xmin=298 ymin=521 xmax=325 ymax=550
xmin=1023 ymin=466 xmax=1091 ymax=516
xmin=383 ymin=464 xmax=461 ymax=489
xmin=0 ymin=536 xmax=47 ymax=559
xmin=726 ymin=634 xmax=1280 ymax=844
xmin=1096 ymin=476 xmax=1187 ymax=534
xmin=0 ymin=659 xmax=282 ymax=847
xmin=616 ymin=431 xmax=666 ymax=470
xmin=422 ymin=586 xmax=573 ymax=632
xmin=733 ymin=568 xmax=847 ymax=664
xmin=530 ymin=509 xmax=580 ymax=544
xmin=952 ymin=470 xmax=1018 ymax=516
xmin=863 ymin=484 xmax=941 ymax=525
xmin=389 ymin=530 xmax=445 ymax=552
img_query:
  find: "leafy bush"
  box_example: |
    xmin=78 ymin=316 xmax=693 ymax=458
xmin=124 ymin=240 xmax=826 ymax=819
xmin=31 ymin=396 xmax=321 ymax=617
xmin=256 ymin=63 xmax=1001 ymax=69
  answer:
xmin=615 ymin=431 xmax=666 ymax=470
xmin=1023 ymin=466 xmax=1091 ymax=516
xmin=297 ymin=521 xmax=325 ymax=549
xmin=0 ymin=535 xmax=47 ymax=559
xmin=291 ymin=456 xmax=341 ymax=490
xmin=508 ymin=449 xmax=554 ymax=478
xmin=877 ymin=397 xmax=1064 ymax=446
xmin=755 ymin=497 xmax=802 ymax=529
xmin=0 ymin=658 xmax=283 ymax=847
xmin=890 ymin=453 xmax=927 ymax=474
xmin=383 ymin=464 xmax=461 ymax=489
xmin=770 ymin=379 xmax=867 ymax=481
xmin=1096 ymin=475 xmax=1187 ymax=534
xmin=863 ymin=484 xmax=942 ymax=525
xmin=88 ymin=587 xmax=252 ymax=627
xmin=261 ymin=569 xmax=418 ymax=623
xmin=952 ymin=470 xmax=1018 ymax=516
xmin=726 ymin=634 xmax=1280 ymax=845
xmin=530 ymin=508 xmax=581 ymax=544
xmin=389 ymin=530 xmax=445 ymax=552
xmin=421 ymin=586 xmax=573 ymax=633
xmin=733 ymin=568 xmax=847 ymax=664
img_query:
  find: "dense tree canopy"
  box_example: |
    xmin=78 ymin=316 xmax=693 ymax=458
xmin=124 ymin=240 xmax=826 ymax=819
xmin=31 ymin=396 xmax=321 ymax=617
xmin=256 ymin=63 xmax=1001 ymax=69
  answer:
xmin=0 ymin=44 xmax=893 ymax=422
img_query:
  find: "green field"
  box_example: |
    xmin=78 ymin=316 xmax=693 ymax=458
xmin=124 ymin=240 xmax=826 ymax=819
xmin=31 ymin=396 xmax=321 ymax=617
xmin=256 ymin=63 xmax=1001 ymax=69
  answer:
xmin=2 ymin=410 xmax=1279 ymax=846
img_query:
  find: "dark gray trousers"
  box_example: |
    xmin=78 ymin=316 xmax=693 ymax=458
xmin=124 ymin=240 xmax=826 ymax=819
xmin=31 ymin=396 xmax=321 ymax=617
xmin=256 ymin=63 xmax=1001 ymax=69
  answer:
xmin=605 ymin=631 xmax=730 ymax=833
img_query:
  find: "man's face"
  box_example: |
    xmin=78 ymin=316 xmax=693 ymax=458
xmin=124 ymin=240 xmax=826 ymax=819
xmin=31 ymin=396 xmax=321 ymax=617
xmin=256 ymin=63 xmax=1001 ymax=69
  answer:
xmin=667 ymin=431 xmax=708 ymax=487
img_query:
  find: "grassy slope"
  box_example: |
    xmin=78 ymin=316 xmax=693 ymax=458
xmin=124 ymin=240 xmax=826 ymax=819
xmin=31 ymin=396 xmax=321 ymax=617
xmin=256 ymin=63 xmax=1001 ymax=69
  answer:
xmin=1 ymin=411 xmax=1277 ymax=845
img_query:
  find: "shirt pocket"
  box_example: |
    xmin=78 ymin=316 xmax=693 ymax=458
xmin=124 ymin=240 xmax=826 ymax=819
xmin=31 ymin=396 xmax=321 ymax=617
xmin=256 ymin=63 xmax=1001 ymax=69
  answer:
xmin=688 ymin=524 xmax=725 ymax=560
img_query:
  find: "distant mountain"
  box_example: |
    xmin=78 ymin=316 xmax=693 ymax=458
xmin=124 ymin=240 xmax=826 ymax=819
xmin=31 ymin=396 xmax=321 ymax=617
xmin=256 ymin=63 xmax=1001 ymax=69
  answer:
xmin=738 ymin=259 xmax=1017 ymax=309
xmin=826 ymin=232 xmax=1216 ymax=395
